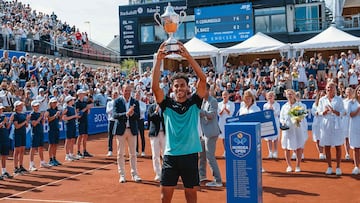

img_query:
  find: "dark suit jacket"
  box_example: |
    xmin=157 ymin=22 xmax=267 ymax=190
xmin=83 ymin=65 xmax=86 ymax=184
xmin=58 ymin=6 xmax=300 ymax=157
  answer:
xmin=147 ymin=103 xmax=165 ymax=137
xmin=112 ymin=96 xmax=139 ymax=136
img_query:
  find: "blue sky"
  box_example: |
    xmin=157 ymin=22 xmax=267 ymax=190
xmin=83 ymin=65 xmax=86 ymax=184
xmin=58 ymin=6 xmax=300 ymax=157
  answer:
xmin=20 ymin=0 xmax=128 ymax=46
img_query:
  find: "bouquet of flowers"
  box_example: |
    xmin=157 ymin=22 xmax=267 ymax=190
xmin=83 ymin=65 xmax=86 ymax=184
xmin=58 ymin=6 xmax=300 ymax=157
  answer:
xmin=288 ymin=106 xmax=308 ymax=128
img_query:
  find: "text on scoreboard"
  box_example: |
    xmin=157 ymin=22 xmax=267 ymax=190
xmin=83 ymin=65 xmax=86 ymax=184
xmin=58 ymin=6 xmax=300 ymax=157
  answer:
xmin=195 ymin=2 xmax=253 ymax=44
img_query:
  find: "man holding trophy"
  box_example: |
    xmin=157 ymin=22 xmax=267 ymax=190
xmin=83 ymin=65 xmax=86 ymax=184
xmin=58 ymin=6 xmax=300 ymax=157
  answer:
xmin=152 ymin=4 xmax=206 ymax=203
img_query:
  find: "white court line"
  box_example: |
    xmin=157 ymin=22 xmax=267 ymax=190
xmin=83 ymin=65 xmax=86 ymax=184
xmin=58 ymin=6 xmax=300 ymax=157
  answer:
xmin=0 ymin=162 xmax=114 ymax=201
xmin=1 ymin=198 xmax=92 ymax=203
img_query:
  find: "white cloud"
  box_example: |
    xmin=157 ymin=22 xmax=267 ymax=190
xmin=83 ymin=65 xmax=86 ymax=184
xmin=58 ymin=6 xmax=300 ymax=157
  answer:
xmin=20 ymin=0 xmax=128 ymax=46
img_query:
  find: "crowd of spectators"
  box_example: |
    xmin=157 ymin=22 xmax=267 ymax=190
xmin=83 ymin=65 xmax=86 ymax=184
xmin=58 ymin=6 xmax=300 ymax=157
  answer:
xmin=0 ymin=0 xmax=88 ymax=55
xmin=0 ymin=49 xmax=359 ymax=114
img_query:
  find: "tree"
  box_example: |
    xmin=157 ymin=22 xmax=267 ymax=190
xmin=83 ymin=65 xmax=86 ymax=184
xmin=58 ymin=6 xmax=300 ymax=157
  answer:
xmin=121 ymin=59 xmax=138 ymax=76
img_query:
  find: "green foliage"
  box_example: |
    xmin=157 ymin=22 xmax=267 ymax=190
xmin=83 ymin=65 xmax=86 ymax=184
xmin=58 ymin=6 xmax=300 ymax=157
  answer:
xmin=120 ymin=59 xmax=138 ymax=75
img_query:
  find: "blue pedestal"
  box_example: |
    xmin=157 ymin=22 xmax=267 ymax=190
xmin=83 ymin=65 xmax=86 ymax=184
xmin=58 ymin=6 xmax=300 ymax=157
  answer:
xmin=225 ymin=122 xmax=262 ymax=203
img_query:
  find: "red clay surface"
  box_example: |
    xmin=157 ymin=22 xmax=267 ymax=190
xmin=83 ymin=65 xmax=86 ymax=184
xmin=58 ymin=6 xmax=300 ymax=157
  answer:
xmin=0 ymin=131 xmax=359 ymax=203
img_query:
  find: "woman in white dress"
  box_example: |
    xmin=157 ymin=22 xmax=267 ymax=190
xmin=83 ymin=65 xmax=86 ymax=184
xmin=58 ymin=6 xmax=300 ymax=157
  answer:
xmin=349 ymin=85 xmax=360 ymax=175
xmin=343 ymin=87 xmax=354 ymax=160
xmin=311 ymin=90 xmax=326 ymax=159
xmin=317 ymin=82 xmax=345 ymax=176
xmin=296 ymin=56 xmax=308 ymax=89
xmin=280 ymin=89 xmax=306 ymax=173
xmin=292 ymin=92 xmax=308 ymax=160
xmin=263 ymin=91 xmax=280 ymax=159
xmin=237 ymin=90 xmax=260 ymax=116
xmin=217 ymin=90 xmax=235 ymax=158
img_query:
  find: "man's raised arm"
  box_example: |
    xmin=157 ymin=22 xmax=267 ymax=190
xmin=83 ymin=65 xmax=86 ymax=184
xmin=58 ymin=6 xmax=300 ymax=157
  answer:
xmin=177 ymin=43 xmax=206 ymax=98
xmin=151 ymin=43 xmax=166 ymax=104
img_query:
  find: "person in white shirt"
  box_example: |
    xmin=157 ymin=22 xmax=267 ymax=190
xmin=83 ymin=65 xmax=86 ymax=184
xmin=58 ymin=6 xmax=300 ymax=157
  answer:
xmin=106 ymin=91 xmax=119 ymax=157
xmin=280 ymin=89 xmax=307 ymax=173
xmin=348 ymin=85 xmax=360 ymax=175
xmin=217 ymin=91 xmax=235 ymax=158
xmin=135 ymin=91 xmax=147 ymax=157
xmin=263 ymin=91 xmax=280 ymax=159
xmin=317 ymin=82 xmax=345 ymax=176
xmin=35 ymin=88 xmax=48 ymax=112
xmin=342 ymin=87 xmax=354 ymax=160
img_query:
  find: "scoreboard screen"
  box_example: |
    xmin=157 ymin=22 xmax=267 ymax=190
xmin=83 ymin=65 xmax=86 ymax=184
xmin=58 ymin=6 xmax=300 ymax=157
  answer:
xmin=195 ymin=3 xmax=253 ymax=44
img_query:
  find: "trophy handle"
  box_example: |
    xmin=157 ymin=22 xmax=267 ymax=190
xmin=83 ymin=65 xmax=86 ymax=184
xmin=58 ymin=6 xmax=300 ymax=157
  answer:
xmin=178 ymin=10 xmax=186 ymax=27
xmin=154 ymin=13 xmax=162 ymax=28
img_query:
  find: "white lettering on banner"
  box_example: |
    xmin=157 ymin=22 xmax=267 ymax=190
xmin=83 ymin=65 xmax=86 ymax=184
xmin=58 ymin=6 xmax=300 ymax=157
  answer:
xmin=94 ymin=113 xmax=108 ymax=123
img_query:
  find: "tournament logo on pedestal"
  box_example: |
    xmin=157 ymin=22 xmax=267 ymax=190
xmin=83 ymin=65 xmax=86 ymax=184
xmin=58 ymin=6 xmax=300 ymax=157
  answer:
xmin=229 ymin=131 xmax=251 ymax=158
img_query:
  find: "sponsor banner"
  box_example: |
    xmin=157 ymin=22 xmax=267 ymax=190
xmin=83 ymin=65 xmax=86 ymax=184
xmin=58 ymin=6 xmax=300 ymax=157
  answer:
xmin=225 ymin=122 xmax=262 ymax=203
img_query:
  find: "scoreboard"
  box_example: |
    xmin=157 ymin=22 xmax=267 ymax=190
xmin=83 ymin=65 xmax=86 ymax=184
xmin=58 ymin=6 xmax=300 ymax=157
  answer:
xmin=195 ymin=3 xmax=253 ymax=44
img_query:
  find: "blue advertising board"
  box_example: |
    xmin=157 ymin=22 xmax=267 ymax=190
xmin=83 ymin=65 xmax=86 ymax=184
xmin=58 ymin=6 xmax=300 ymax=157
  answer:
xmin=195 ymin=3 xmax=253 ymax=44
xmin=234 ymin=100 xmax=315 ymax=130
xmin=225 ymin=122 xmax=262 ymax=203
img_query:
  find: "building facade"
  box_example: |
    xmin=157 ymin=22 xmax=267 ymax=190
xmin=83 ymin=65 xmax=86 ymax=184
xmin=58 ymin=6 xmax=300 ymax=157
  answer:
xmin=118 ymin=0 xmax=360 ymax=59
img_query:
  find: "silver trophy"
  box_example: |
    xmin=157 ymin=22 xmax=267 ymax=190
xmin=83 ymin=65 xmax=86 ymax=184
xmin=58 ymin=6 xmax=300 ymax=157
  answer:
xmin=154 ymin=3 xmax=186 ymax=53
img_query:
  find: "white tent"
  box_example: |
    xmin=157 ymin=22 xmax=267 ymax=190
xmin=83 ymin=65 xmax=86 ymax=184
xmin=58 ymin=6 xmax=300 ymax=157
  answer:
xmin=165 ymin=37 xmax=221 ymax=69
xmin=183 ymin=37 xmax=219 ymax=57
xmin=292 ymin=25 xmax=360 ymax=51
xmin=220 ymin=32 xmax=290 ymax=56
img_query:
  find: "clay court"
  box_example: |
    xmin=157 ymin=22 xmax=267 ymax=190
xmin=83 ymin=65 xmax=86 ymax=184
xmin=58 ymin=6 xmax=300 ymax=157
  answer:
xmin=0 ymin=131 xmax=359 ymax=203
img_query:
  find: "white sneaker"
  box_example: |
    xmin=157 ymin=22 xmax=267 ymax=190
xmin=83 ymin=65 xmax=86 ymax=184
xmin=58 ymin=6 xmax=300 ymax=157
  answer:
xmin=29 ymin=166 xmax=37 ymax=172
xmin=345 ymin=154 xmax=350 ymax=160
xmin=205 ymin=181 xmax=223 ymax=187
xmin=119 ymin=175 xmax=126 ymax=183
xmin=286 ymin=166 xmax=292 ymax=173
xmin=267 ymin=152 xmax=273 ymax=159
xmin=40 ymin=162 xmax=51 ymax=168
xmin=65 ymin=155 xmax=73 ymax=161
xmin=336 ymin=168 xmax=342 ymax=176
xmin=154 ymin=175 xmax=161 ymax=181
xmin=107 ymin=151 xmax=113 ymax=157
xmin=352 ymin=167 xmax=359 ymax=175
xmin=141 ymin=152 xmax=146 ymax=157
xmin=291 ymin=152 xmax=296 ymax=160
xmin=272 ymin=152 xmax=278 ymax=159
xmin=262 ymin=168 xmax=266 ymax=173
xmin=295 ymin=167 xmax=301 ymax=173
xmin=319 ymin=153 xmax=326 ymax=160
xmin=325 ymin=167 xmax=333 ymax=175
xmin=222 ymin=152 xmax=226 ymax=158
xmin=132 ymin=174 xmax=142 ymax=182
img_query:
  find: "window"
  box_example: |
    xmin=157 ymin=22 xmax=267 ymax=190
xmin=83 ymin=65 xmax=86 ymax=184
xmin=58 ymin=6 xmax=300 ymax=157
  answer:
xmin=294 ymin=5 xmax=320 ymax=32
xmin=185 ymin=22 xmax=195 ymax=39
xmin=254 ymin=7 xmax=286 ymax=33
xmin=154 ymin=25 xmax=167 ymax=42
xmin=140 ymin=25 xmax=154 ymax=43
xmin=140 ymin=21 xmax=195 ymax=44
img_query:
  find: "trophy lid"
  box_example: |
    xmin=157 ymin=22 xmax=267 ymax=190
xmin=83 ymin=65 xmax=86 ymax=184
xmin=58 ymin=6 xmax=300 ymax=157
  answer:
xmin=161 ymin=3 xmax=177 ymax=18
